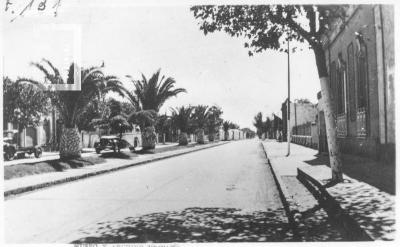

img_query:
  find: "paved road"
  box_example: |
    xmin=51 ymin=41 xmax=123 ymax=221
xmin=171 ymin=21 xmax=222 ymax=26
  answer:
xmin=5 ymin=139 xmax=291 ymax=243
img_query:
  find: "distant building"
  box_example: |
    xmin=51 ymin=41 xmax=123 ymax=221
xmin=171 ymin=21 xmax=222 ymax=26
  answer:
xmin=281 ymin=99 xmax=318 ymax=142
xmin=269 ymin=114 xmax=283 ymax=140
xmin=320 ymin=5 xmax=395 ymax=162
xmin=3 ymin=110 xmax=61 ymax=151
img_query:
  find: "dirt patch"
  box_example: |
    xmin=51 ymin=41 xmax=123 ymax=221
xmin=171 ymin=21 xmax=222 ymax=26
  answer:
xmin=134 ymin=143 xmax=197 ymax=155
xmin=4 ymin=156 xmax=106 ymax=180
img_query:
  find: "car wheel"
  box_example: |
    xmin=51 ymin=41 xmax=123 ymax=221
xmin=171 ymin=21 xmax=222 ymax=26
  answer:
xmin=96 ymin=148 xmax=101 ymax=154
xmin=34 ymin=147 xmax=42 ymax=158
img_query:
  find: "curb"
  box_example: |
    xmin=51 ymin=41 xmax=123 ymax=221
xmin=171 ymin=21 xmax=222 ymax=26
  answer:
xmin=297 ymin=168 xmax=372 ymax=241
xmin=259 ymin=142 xmax=299 ymax=237
xmin=5 ymin=142 xmax=229 ymax=199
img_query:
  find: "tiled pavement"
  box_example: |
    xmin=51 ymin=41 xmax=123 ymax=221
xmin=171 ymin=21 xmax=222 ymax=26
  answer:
xmin=262 ymin=140 xmax=395 ymax=241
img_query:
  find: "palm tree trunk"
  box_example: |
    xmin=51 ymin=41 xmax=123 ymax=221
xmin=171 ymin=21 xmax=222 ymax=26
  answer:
xmin=208 ymin=132 xmax=215 ymax=142
xmin=59 ymin=127 xmax=81 ymax=159
xmin=179 ymin=132 xmax=189 ymax=146
xmin=224 ymin=131 xmax=229 ymax=141
xmin=142 ymin=126 xmax=156 ymax=150
xmin=196 ymin=129 xmax=205 ymax=144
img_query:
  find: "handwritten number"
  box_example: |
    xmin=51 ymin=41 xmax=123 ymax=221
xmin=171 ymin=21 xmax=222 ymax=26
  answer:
xmin=38 ymin=0 xmax=47 ymax=11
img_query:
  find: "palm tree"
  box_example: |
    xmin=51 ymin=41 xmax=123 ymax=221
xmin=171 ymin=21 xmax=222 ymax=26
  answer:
xmin=18 ymin=59 xmax=125 ymax=159
xmin=125 ymin=69 xmax=186 ymax=149
xmin=127 ymin=69 xmax=187 ymax=111
xmin=155 ymin=114 xmax=172 ymax=144
xmin=253 ymin=112 xmax=264 ymax=139
xmin=222 ymin=120 xmax=231 ymax=141
xmin=192 ymin=105 xmax=210 ymax=144
xmin=265 ymin=117 xmax=272 ymax=139
xmin=205 ymin=105 xmax=223 ymax=141
xmin=171 ymin=106 xmax=193 ymax=146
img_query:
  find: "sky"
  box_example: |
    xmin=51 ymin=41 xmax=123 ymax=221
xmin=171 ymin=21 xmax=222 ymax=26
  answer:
xmin=2 ymin=0 xmax=321 ymax=130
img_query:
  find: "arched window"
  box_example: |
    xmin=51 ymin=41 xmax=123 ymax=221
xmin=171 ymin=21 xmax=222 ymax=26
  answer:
xmin=337 ymin=53 xmax=347 ymax=115
xmin=347 ymin=42 xmax=356 ymax=121
xmin=336 ymin=53 xmax=348 ymax=137
xmin=329 ymin=61 xmax=337 ymax=113
xmin=356 ymin=37 xmax=368 ymax=110
xmin=355 ymin=34 xmax=368 ymax=137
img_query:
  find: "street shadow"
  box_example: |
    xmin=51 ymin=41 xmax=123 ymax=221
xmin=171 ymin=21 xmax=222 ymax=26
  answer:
xmin=70 ymin=207 xmax=294 ymax=243
xmin=327 ymin=179 xmax=395 ymax=240
xmin=99 ymin=152 xmax=132 ymax=159
xmin=297 ymin=207 xmax=347 ymax=241
xmin=304 ymin=154 xmax=395 ymax=195
xmin=47 ymin=158 xmax=100 ymax=171
xmin=304 ymin=155 xmax=329 ymax=167
xmin=133 ymin=149 xmax=156 ymax=155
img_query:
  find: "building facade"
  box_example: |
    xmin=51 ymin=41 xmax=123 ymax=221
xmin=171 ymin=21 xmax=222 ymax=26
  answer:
xmin=321 ymin=5 xmax=395 ymax=162
xmin=281 ymin=99 xmax=318 ymax=142
xmin=3 ymin=110 xmax=61 ymax=151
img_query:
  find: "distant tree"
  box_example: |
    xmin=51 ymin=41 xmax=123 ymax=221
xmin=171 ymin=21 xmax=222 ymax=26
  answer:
xmin=76 ymin=97 xmax=110 ymax=131
xmin=171 ymin=106 xmax=193 ymax=146
xmin=228 ymin=122 xmax=240 ymax=130
xmin=91 ymin=98 xmax=132 ymax=139
xmin=253 ymin=112 xmax=264 ymax=139
xmin=265 ymin=117 xmax=272 ymax=138
xmin=126 ymin=69 xmax=186 ymax=112
xmin=192 ymin=105 xmax=210 ymax=144
xmin=125 ymin=69 xmax=186 ymax=149
xmin=206 ymin=105 xmax=223 ymax=141
xmin=241 ymin=127 xmax=256 ymax=139
xmin=155 ymin=114 xmax=171 ymax=144
xmin=222 ymin=120 xmax=231 ymax=141
xmin=3 ymin=77 xmax=50 ymax=132
xmin=191 ymin=5 xmax=348 ymax=181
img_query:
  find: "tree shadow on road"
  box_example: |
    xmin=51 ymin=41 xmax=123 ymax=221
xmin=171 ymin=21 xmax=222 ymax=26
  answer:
xmin=70 ymin=207 xmax=294 ymax=243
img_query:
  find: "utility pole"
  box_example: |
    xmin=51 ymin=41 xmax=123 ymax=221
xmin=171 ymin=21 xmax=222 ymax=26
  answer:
xmin=286 ymin=39 xmax=291 ymax=156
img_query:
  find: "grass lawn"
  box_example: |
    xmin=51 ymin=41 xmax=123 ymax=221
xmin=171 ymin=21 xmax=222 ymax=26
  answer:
xmin=4 ymin=142 xmax=214 ymax=180
xmin=4 ymin=156 xmax=106 ymax=180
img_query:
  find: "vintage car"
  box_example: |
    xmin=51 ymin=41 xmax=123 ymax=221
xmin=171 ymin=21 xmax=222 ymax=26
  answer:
xmin=94 ymin=136 xmax=132 ymax=154
xmin=3 ymin=136 xmax=43 ymax=161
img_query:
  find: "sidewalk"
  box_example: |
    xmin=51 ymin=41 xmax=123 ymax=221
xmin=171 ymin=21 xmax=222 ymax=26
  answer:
xmin=261 ymin=140 xmax=395 ymax=241
xmin=4 ymin=141 xmax=227 ymax=198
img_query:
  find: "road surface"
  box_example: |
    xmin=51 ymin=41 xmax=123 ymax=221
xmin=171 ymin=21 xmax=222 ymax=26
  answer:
xmin=4 ymin=139 xmax=291 ymax=243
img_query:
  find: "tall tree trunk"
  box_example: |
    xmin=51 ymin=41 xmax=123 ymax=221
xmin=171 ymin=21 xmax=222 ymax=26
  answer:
xmin=196 ymin=129 xmax=205 ymax=144
xmin=142 ymin=126 xmax=156 ymax=150
xmin=60 ymin=127 xmax=81 ymax=159
xmin=314 ymin=45 xmax=343 ymax=182
xmin=178 ymin=132 xmax=189 ymax=146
